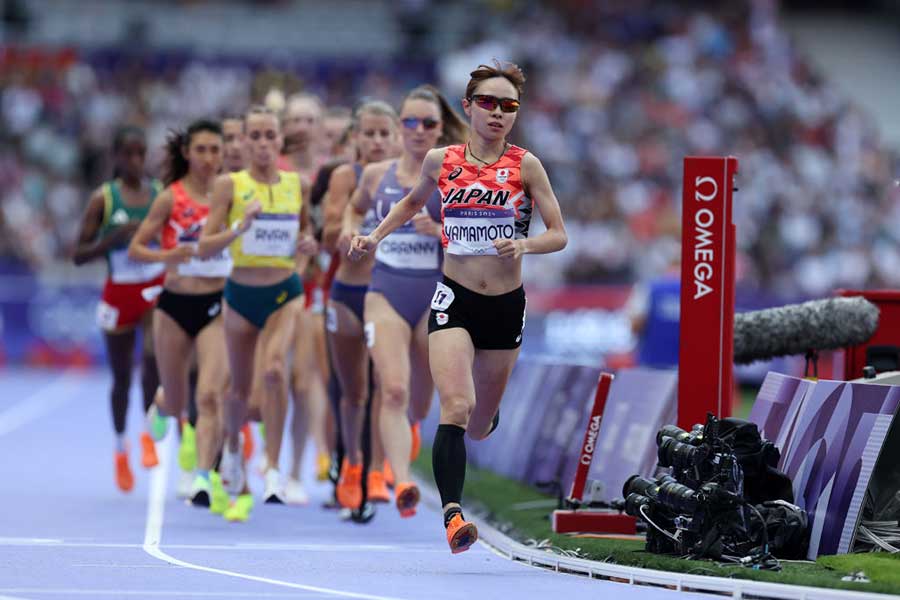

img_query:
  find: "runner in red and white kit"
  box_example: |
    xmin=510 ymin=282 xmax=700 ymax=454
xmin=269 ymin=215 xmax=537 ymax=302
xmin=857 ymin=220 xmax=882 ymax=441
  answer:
xmin=349 ymin=61 xmax=567 ymax=553
xmin=73 ymin=125 xmax=165 ymax=493
xmin=128 ymin=119 xmax=231 ymax=510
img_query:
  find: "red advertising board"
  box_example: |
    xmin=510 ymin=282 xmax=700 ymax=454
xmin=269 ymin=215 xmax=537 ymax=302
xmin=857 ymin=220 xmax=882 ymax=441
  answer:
xmin=837 ymin=289 xmax=900 ymax=379
xmin=567 ymin=372 xmax=613 ymax=503
xmin=678 ymin=157 xmax=737 ymax=429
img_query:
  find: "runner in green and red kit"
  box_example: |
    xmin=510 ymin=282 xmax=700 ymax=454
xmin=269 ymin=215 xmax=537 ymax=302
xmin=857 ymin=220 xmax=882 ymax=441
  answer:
xmin=73 ymin=125 xmax=165 ymax=493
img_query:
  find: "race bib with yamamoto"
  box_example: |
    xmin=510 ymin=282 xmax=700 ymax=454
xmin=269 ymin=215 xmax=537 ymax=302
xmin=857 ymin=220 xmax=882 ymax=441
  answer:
xmin=443 ymin=207 xmax=516 ymax=256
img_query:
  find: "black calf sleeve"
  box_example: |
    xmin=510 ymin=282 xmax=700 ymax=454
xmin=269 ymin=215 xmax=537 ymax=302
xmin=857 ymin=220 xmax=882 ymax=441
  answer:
xmin=432 ymin=424 xmax=467 ymax=508
xmin=187 ymin=367 xmax=199 ymax=427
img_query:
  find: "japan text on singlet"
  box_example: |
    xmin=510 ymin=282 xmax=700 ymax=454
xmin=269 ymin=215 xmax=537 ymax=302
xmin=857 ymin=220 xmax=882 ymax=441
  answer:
xmin=373 ymin=162 xmax=442 ymax=272
xmin=437 ymin=144 xmax=533 ymax=256
xmin=162 ymin=181 xmax=232 ymax=278
xmin=228 ymin=170 xmax=302 ymax=269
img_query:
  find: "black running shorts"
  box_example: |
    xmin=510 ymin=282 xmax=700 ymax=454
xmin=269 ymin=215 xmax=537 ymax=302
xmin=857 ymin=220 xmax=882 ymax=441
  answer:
xmin=156 ymin=288 xmax=223 ymax=339
xmin=427 ymin=276 xmax=526 ymax=350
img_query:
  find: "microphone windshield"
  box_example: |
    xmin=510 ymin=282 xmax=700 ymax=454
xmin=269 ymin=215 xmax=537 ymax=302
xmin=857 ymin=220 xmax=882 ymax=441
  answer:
xmin=733 ymin=296 xmax=879 ymax=364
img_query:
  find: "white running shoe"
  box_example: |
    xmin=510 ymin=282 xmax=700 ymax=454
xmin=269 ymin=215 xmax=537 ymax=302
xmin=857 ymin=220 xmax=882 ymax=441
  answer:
xmin=263 ymin=468 xmax=285 ymax=504
xmin=176 ymin=470 xmax=193 ymax=499
xmin=220 ymin=441 xmax=246 ymax=495
xmin=284 ymin=477 xmax=309 ymax=505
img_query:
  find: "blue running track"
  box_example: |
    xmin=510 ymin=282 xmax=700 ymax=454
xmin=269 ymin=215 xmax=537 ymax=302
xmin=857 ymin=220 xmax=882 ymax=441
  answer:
xmin=0 ymin=368 xmax=705 ymax=600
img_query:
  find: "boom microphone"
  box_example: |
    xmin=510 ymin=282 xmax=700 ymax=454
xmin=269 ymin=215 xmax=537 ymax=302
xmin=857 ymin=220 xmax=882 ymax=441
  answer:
xmin=733 ymin=296 xmax=879 ymax=364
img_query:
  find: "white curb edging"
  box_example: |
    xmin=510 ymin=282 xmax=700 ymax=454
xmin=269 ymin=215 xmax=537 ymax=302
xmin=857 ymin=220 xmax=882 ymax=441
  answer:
xmin=416 ymin=479 xmax=893 ymax=600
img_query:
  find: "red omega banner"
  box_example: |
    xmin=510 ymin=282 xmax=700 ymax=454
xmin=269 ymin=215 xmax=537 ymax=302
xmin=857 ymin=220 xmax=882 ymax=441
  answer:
xmin=567 ymin=372 xmax=613 ymax=503
xmin=678 ymin=156 xmax=738 ymax=430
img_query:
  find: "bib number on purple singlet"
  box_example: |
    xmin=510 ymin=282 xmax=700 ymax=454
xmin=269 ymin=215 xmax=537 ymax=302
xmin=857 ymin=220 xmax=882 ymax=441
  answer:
xmin=375 ymin=232 xmax=440 ymax=270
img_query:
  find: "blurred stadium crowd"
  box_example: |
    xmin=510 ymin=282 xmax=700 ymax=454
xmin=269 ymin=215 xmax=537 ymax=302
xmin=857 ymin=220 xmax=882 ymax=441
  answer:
xmin=2 ymin=0 xmax=899 ymax=296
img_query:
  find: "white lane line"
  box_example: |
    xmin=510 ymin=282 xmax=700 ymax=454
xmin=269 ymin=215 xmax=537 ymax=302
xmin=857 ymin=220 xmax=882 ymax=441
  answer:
xmin=142 ymin=432 xmax=171 ymax=548
xmin=0 ymin=591 xmax=304 ymax=598
xmin=142 ymin=434 xmax=408 ymax=600
xmin=0 ymin=372 xmax=80 ymax=437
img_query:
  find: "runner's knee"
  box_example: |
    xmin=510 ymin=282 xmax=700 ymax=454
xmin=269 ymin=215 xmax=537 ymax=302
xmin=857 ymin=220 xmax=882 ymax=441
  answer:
xmin=196 ymin=386 xmax=218 ymax=417
xmin=380 ymin=380 xmax=409 ymax=412
xmin=441 ymin=395 xmax=474 ymax=427
xmin=263 ymin=358 xmax=287 ymax=390
xmin=341 ymin=386 xmax=368 ymax=409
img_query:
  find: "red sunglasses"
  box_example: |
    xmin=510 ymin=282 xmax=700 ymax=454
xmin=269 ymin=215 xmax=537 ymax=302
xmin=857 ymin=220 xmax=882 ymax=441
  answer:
xmin=468 ymin=94 xmax=520 ymax=113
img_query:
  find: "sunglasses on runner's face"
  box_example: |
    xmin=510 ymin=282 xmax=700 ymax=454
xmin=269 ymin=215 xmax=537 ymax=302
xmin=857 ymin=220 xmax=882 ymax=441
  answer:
xmin=401 ymin=117 xmax=440 ymax=130
xmin=469 ymin=94 xmax=520 ymax=113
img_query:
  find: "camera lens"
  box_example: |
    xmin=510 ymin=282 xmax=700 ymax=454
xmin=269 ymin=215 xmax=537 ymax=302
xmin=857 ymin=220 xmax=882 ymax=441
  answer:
xmin=657 ymin=480 xmax=699 ymax=513
xmin=656 ymin=425 xmax=690 ymax=445
xmin=656 ymin=474 xmax=677 ymax=486
xmin=624 ymin=493 xmax=651 ymax=517
xmin=658 ymin=437 xmax=707 ymax=469
xmin=623 ymin=475 xmax=658 ymax=499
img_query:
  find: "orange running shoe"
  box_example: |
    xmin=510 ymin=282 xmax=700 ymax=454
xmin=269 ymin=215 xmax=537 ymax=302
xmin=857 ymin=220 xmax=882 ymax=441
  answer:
xmin=394 ymin=482 xmax=420 ymax=518
xmin=446 ymin=513 xmax=478 ymax=554
xmin=140 ymin=432 xmax=159 ymax=469
xmin=383 ymin=460 xmax=395 ymax=488
xmin=335 ymin=459 xmax=363 ymax=509
xmin=367 ymin=470 xmax=391 ymax=503
xmin=410 ymin=421 xmax=421 ymax=462
xmin=241 ymin=423 xmax=254 ymax=462
xmin=115 ymin=450 xmax=134 ymax=492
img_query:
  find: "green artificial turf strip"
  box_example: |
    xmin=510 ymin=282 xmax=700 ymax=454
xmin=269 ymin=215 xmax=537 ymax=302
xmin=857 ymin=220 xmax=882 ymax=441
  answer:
xmin=738 ymin=385 xmax=757 ymax=419
xmin=818 ymin=553 xmax=900 ymax=587
xmin=413 ymin=448 xmax=900 ymax=595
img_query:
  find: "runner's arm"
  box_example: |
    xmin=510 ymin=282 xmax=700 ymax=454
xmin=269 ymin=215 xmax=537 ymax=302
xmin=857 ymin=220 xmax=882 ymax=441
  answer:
xmin=342 ymin=164 xmax=379 ymax=237
xmin=366 ymin=148 xmax=442 ymax=245
xmin=199 ymin=175 xmax=256 ymax=258
xmin=72 ymin=188 xmax=133 ymax=265
xmin=322 ymin=165 xmax=356 ymax=252
xmin=496 ymin=152 xmax=567 ymax=258
xmin=297 ymin=178 xmax=318 ymax=256
xmin=127 ymin=190 xmax=191 ymax=265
